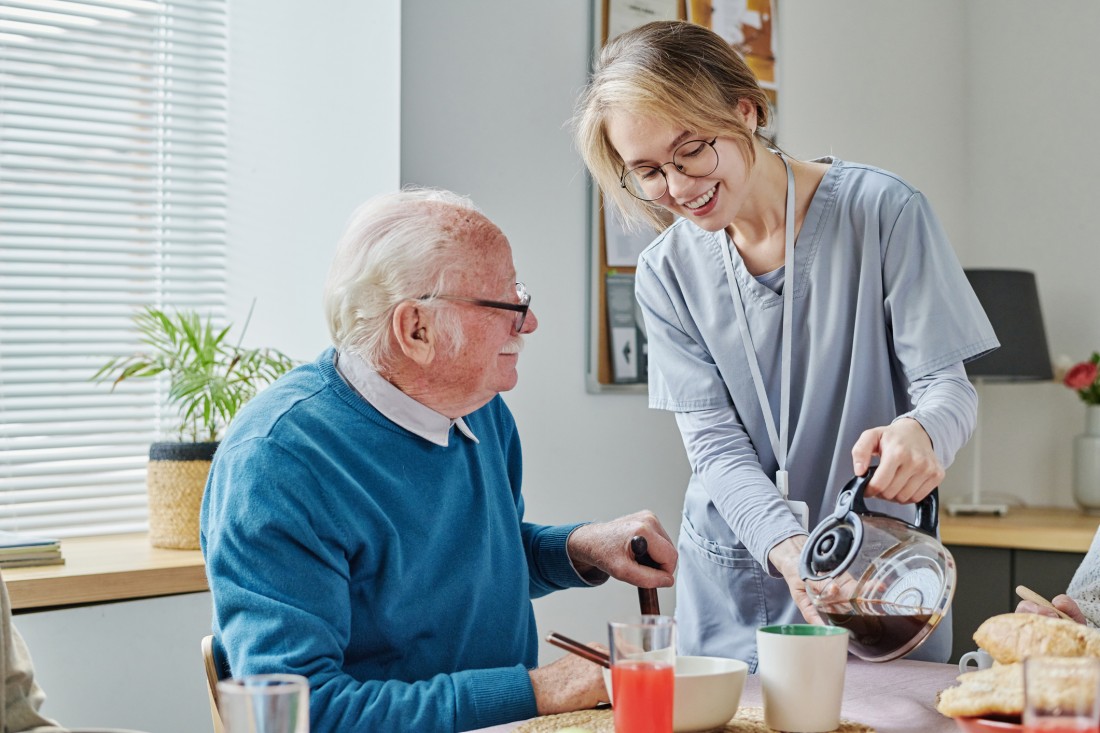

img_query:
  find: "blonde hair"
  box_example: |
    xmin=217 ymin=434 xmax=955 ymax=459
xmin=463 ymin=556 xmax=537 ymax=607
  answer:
xmin=573 ymin=21 xmax=772 ymax=232
xmin=323 ymin=188 xmax=481 ymax=370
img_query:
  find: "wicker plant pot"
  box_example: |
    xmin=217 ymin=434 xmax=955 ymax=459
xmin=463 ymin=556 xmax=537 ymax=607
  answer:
xmin=146 ymin=441 xmax=219 ymax=549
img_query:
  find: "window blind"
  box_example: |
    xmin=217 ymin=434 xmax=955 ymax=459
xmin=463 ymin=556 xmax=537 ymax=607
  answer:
xmin=0 ymin=0 xmax=228 ymax=537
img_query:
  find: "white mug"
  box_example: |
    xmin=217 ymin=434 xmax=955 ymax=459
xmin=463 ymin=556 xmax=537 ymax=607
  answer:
xmin=959 ymin=648 xmax=994 ymax=673
xmin=757 ymin=624 xmax=849 ymax=733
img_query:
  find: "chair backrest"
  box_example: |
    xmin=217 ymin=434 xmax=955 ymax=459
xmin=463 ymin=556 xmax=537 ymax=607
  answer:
xmin=202 ymin=635 xmax=228 ymax=733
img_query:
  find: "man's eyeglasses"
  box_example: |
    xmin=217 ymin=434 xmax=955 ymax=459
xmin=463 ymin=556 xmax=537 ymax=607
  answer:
xmin=431 ymin=281 xmax=531 ymax=332
xmin=620 ymin=137 xmax=720 ymax=202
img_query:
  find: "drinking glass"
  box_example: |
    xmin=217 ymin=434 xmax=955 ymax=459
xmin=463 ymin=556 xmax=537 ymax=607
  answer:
xmin=217 ymin=674 xmax=310 ymax=733
xmin=608 ymin=615 xmax=676 ymax=733
xmin=1023 ymin=656 xmax=1100 ymax=733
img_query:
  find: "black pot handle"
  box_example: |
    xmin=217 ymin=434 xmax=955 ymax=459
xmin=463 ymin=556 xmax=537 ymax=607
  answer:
xmin=844 ymin=465 xmax=939 ymax=537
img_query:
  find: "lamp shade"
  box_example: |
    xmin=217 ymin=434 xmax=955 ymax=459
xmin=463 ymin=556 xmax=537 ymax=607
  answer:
xmin=964 ymin=268 xmax=1053 ymax=381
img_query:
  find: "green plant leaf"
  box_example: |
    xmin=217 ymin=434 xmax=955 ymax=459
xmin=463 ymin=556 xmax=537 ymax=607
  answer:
xmin=91 ymin=307 xmax=298 ymax=440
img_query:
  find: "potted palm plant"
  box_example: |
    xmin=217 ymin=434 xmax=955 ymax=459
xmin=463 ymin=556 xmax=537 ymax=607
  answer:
xmin=94 ymin=307 xmax=296 ymax=549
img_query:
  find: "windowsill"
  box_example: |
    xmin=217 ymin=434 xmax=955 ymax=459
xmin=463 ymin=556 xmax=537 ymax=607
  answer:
xmin=4 ymin=533 xmax=207 ymax=612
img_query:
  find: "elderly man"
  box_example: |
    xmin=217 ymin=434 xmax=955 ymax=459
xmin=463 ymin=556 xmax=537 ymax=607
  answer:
xmin=200 ymin=188 xmax=677 ymax=733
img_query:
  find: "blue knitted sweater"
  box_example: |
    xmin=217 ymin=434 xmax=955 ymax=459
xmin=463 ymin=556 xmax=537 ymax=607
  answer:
xmin=200 ymin=348 xmax=590 ymax=732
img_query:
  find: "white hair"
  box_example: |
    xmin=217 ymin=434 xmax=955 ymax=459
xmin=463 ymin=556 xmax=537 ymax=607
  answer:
xmin=323 ymin=187 xmax=480 ymax=370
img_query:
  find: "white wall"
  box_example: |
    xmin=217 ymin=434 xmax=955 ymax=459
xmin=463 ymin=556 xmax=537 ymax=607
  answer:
xmin=224 ymin=0 xmax=402 ymax=361
xmin=959 ymin=1 xmax=1100 ymax=506
xmin=14 ymin=2 xmax=402 ymax=732
xmin=16 ymin=593 xmax=214 ymax=733
xmin=778 ymin=1 xmax=969 ymax=245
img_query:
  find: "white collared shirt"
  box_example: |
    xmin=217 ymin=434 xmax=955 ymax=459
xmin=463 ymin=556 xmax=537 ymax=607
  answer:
xmin=334 ymin=350 xmax=479 ymax=448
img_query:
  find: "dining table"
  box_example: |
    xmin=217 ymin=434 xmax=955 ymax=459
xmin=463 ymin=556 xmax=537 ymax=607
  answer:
xmin=464 ymin=657 xmax=964 ymax=733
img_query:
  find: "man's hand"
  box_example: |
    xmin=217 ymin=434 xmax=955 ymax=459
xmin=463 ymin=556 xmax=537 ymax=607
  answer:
xmin=852 ymin=417 xmax=944 ymax=504
xmin=768 ymin=535 xmax=823 ymax=624
xmin=529 ymin=650 xmax=609 ymax=716
xmin=1015 ymin=594 xmax=1088 ymax=625
xmin=567 ymin=511 xmax=676 ymax=588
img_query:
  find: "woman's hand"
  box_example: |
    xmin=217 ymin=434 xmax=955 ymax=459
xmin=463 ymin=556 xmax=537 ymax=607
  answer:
xmin=851 ymin=417 xmax=944 ymax=503
xmin=1015 ymin=594 xmax=1088 ymax=625
xmin=768 ymin=535 xmax=822 ymax=624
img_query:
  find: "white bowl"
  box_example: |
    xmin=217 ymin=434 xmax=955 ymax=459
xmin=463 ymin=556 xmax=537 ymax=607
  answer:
xmin=603 ymin=655 xmax=748 ymax=733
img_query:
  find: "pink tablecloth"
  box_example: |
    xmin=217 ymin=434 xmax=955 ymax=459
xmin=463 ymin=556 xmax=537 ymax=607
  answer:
xmin=465 ymin=658 xmax=962 ymax=733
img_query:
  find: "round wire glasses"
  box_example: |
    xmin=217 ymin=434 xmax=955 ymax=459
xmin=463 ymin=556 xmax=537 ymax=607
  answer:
xmin=619 ymin=137 xmax=719 ymax=202
xmin=433 ymin=281 xmax=531 ymax=332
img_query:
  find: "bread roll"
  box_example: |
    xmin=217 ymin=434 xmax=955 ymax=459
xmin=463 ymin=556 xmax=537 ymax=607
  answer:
xmin=937 ymin=659 xmax=1100 ymax=719
xmin=973 ymin=613 xmax=1100 ymax=664
xmin=938 ymin=613 xmax=1100 ymax=719
xmin=936 ymin=663 xmax=1022 ymax=718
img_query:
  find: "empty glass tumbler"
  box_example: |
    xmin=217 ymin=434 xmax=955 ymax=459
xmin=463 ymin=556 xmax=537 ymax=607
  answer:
xmin=217 ymin=674 xmax=310 ymax=733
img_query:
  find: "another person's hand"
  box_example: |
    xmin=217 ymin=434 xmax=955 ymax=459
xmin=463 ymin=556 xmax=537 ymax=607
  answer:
xmin=851 ymin=417 xmax=944 ymax=504
xmin=768 ymin=535 xmax=823 ymax=625
xmin=567 ymin=511 xmax=676 ymax=588
xmin=1015 ymin=594 xmax=1088 ymax=625
xmin=529 ymin=647 xmax=609 ymax=715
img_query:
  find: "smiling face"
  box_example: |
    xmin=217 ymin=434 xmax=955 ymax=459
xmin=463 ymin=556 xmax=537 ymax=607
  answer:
xmin=429 ymin=214 xmax=538 ymax=413
xmin=604 ymin=101 xmax=758 ymax=234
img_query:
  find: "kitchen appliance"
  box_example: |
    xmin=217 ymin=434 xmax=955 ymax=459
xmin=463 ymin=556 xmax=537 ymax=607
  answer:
xmin=799 ymin=468 xmax=956 ymax=662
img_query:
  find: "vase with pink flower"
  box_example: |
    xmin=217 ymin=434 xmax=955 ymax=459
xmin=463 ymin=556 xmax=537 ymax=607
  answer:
xmin=1065 ymin=353 xmax=1100 ymax=513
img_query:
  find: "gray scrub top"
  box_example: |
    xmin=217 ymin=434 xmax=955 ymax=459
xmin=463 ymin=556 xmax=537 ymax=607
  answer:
xmin=635 ymin=158 xmax=998 ymax=666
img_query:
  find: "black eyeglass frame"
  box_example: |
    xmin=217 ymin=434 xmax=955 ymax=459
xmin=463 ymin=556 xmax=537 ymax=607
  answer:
xmin=427 ymin=282 xmax=531 ymax=332
xmin=619 ymin=137 xmax=720 ymax=202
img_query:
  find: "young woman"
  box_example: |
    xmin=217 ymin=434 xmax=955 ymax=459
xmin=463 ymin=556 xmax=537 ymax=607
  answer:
xmin=574 ymin=20 xmax=998 ymax=667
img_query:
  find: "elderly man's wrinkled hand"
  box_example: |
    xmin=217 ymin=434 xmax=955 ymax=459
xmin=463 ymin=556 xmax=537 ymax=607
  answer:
xmin=529 ymin=647 xmax=609 ymax=715
xmin=567 ymin=511 xmax=677 ymax=589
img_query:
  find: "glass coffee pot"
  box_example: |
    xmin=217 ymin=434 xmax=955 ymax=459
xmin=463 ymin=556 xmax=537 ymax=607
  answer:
xmin=798 ymin=467 xmax=956 ymax=662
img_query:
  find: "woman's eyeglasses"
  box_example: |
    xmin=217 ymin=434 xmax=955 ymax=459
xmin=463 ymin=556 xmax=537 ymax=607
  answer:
xmin=620 ymin=137 xmax=719 ymax=201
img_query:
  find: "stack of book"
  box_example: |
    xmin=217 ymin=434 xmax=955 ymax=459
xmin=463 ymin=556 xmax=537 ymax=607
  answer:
xmin=0 ymin=530 xmax=64 ymax=569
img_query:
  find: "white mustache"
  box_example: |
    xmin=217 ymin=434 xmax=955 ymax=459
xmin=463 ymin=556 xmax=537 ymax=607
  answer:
xmin=500 ymin=337 xmax=525 ymax=355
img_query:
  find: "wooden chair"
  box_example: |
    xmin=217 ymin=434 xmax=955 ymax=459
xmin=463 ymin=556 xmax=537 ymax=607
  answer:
xmin=202 ymin=635 xmax=228 ymax=733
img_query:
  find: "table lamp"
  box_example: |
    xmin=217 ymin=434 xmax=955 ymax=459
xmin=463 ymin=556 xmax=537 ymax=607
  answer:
xmin=947 ymin=269 xmax=1053 ymax=515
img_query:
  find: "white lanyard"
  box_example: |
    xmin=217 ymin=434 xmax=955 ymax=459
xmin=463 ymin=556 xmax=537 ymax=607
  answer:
xmin=720 ymin=153 xmax=796 ymax=501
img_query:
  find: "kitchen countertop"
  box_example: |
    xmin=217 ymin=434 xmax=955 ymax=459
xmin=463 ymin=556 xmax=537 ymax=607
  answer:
xmin=940 ymin=505 xmax=1100 ymax=553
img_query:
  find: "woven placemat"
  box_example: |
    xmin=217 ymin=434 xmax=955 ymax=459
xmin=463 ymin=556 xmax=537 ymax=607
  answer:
xmin=514 ymin=706 xmax=875 ymax=733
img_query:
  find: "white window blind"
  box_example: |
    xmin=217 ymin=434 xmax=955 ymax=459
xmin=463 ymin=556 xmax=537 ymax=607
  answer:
xmin=0 ymin=0 xmax=228 ymax=537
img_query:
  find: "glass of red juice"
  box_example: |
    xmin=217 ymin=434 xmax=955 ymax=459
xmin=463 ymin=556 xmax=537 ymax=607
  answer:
xmin=1024 ymin=656 xmax=1100 ymax=733
xmin=608 ymin=615 xmax=676 ymax=733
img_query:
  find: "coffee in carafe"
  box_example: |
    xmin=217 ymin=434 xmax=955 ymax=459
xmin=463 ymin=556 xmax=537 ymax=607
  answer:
xmin=817 ymin=599 xmax=935 ymax=660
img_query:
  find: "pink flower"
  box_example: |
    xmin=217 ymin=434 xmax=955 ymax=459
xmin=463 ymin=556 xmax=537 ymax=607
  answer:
xmin=1065 ymin=361 xmax=1099 ymax=391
